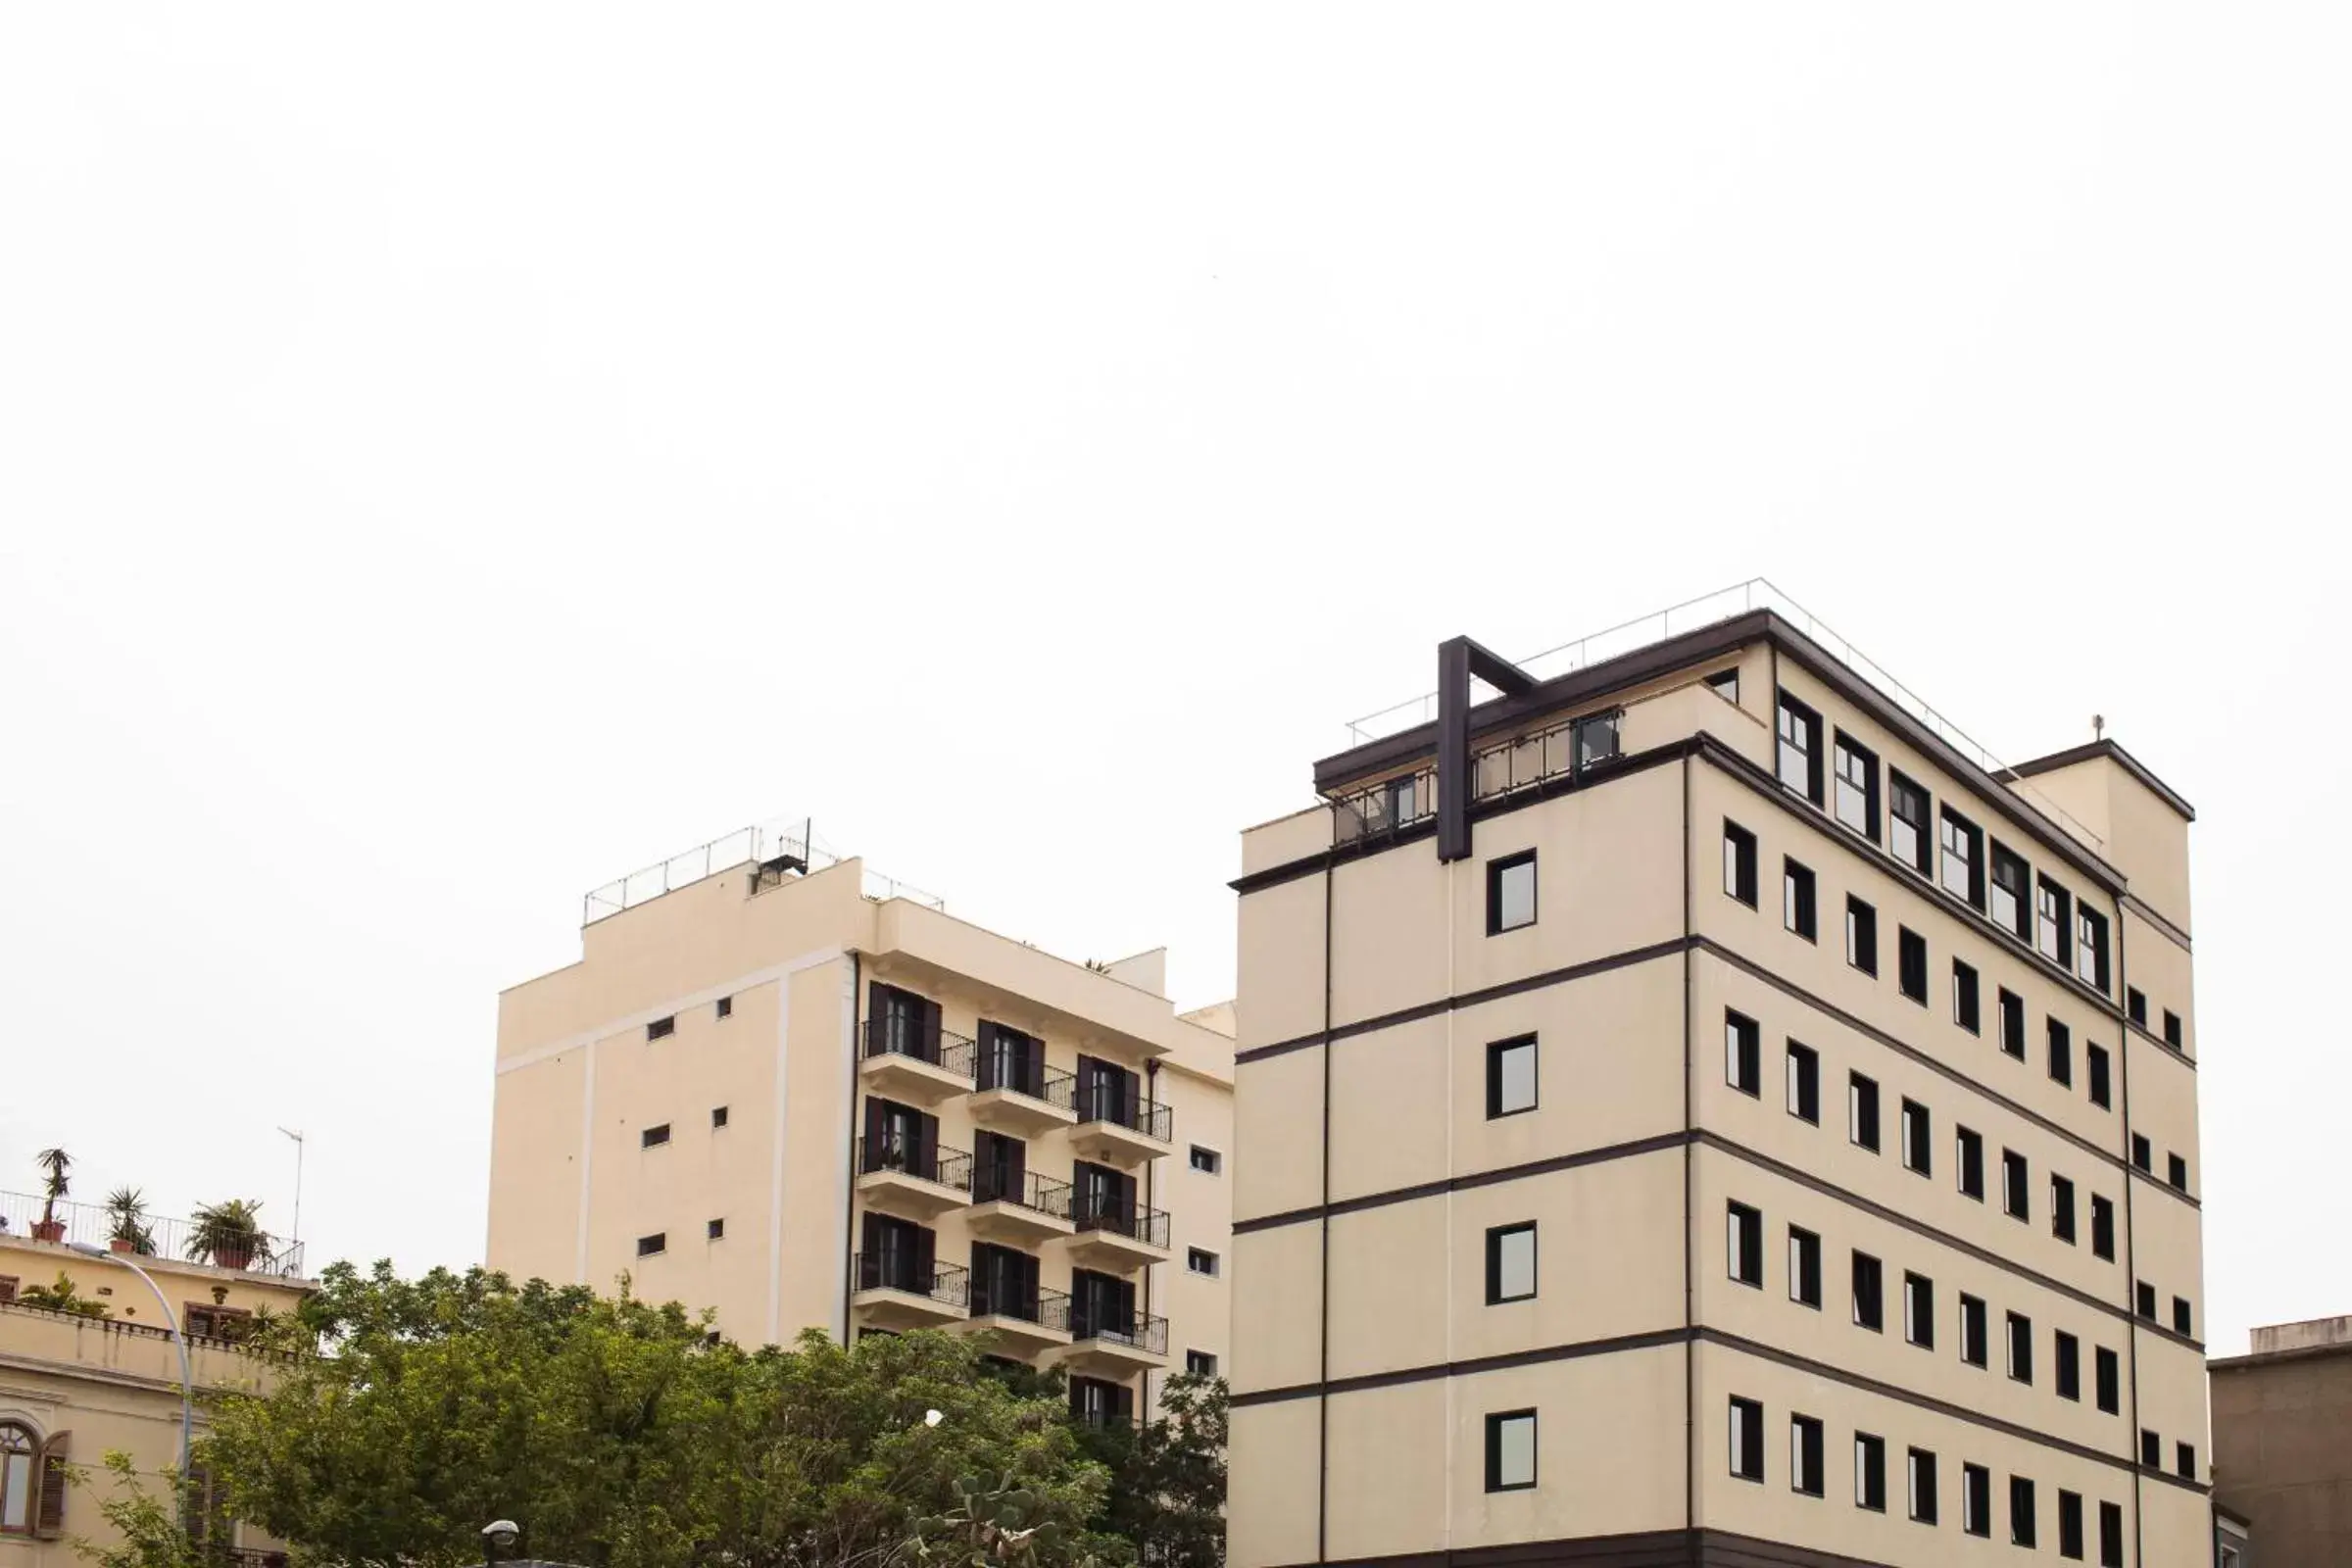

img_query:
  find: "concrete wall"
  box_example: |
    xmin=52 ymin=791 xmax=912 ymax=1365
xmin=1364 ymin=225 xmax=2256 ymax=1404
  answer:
xmin=2211 ymin=1344 xmax=2352 ymax=1568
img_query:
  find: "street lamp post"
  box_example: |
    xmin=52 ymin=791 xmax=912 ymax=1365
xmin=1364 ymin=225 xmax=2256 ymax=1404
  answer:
xmin=482 ymin=1519 xmax=520 ymax=1568
xmin=68 ymin=1242 xmax=194 ymax=1475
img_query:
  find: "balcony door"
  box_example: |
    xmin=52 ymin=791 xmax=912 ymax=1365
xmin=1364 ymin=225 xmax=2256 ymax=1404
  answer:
xmin=861 ymin=1212 xmax=932 ymax=1293
xmin=973 ymin=1130 xmax=1027 ymax=1205
xmin=1070 ymin=1267 xmax=1134 ymax=1340
xmin=871 ymin=983 xmax=941 ymax=1062
xmin=863 ymin=1097 xmax=936 ymax=1177
xmin=978 ymin=1022 xmax=1043 ymax=1097
xmin=969 ymin=1242 xmax=1041 ymax=1321
xmin=1076 ymin=1054 xmax=1136 ymax=1125
xmin=1072 ymin=1160 xmax=1133 ymax=1230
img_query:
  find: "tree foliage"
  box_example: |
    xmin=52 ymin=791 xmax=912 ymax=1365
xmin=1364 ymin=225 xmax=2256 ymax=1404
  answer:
xmin=1071 ymin=1373 xmax=1226 ymax=1568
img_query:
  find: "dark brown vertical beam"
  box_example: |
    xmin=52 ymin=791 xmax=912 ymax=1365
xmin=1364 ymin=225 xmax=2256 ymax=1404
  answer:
xmin=1436 ymin=636 xmax=1535 ymax=862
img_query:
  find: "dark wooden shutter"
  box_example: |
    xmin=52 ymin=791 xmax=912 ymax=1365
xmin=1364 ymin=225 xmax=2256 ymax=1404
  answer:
xmin=35 ymin=1429 xmax=70 ymax=1539
xmin=918 ymin=1110 xmax=940 ymax=1179
xmin=1076 ymin=1054 xmax=1101 ymax=1117
xmin=912 ymin=1225 xmax=935 ymax=1287
xmin=922 ymin=998 xmax=945 ymax=1062
xmin=1112 ymin=1382 xmax=1136 ymax=1422
xmin=862 ymin=1097 xmax=885 ymax=1171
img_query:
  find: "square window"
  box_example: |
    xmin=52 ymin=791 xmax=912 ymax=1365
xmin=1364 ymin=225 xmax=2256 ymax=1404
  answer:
xmin=1998 ymin=989 xmax=2027 ymax=1059
xmin=2011 ymin=1476 xmax=2037 ymax=1548
xmin=1908 ymin=1447 xmax=1938 ymax=1525
xmin=2007 ymin=1312 xmax=2034 ymax=1384
xmin=2097 ymin=1347 xmax=2121 ymax=1413
xmin=2132 ymin=1134 xmax=2152 ymax=1172
xmin=1855 ymin=1433 xmax=1886 ymax=1511
xmin=1190 ymin=1145 xmax=1223 ymax=1174
xmin=1487 ymin=1224 xmax=1537 ymax=1303
xmin=1834 ymin=733 xmax=1880 ymax=839
xmin=1573 ymin=710 xmax=1621 ymax=771
xmin=1903 ymin=1272 xmax=1935 ymax=1348
xmin=2056 ymin=1332 xmax=2082 ymax=1400
xmin=1897 ymin=927 xmax=1928 ymax=1004
xmin=1790 ymin=1414 xmax=1825 ymax=1497
xmin=1889 ymin=772 xmax=1934 ymax=876
xmin=1784 ymin=858 xmax=1818 ymax=941
xmin=637 ymin=1232 xmax=666 ymax=1257
xmin=1487 ymin=853 xmax=1537 ymax=934
xmin=2049 ymin=1018 xmax=2074 ymax=1086
xmin=2168 ymin=1152 xmax=2189 ymax=1192
xmin=2163 ymin=1010 xmax=2184 ymax=1050
xmin=1186 ymin=1349 xmax=1218 ymax=1378
xmin=1962 ymin=1464 xmax=1991 ymax=1538
xmin=2176 ymin=1442 xmax=2196 ymax=1481
xmin=1851 ymin=1250 xmax=1884 ymax=1332
xmin=2052 ymin=1174 xmax=2077 ymax=1244
xmin=1845 ymin=897 xmax=1879 ymax=974
xmin=708 ymin=1217 xmax=725 ymax=1240
xmin=1727 ymin=1203 xmax=1762 ymax=1289
xmin=715 ymin=995 xmax=733 ymax=1020
xmin=2173 ymin=1296 xmax=2193 ymax=1337
xmin=647 ymin=1015 xmax=676 ymax=1041
xmin=1961 ymin=1295 xmax=1988 ymax=1367
xmin=711 ymin=1104 xmax=730 ymax=1129
xmin=1705 ymin=667 xmax=1740 ymax=704
xmin=1777 ymin=692 xmax=1824 ymax=803
xmin=643 ymin=1123 xmax=672 ymax=1149
xmin=1848 ymin=1072 xmax=1881 ymax=1152
xmin=1939 ymin=807 xmax=1984 ymax=907
xmin=2003 ymin=1150 xmax=2030 ymax=1221
xmin=1900 ymin=1099 xmax=1932 ymax=1177
xmin=2086 ymin=1045 xmax=2112 ymax=1109
xmin=1726 ymin=1011 xmax=1761 ymax=1097
xmin=1729 ymin=1397 xmax=1765 ymax=1482
xmin=1785 ymin=1041 xmax=1820 ymax=1123
xmin=1788 ymin=1226 xmax=1822 ymax=1309
xmin=2060 ymin=1489 xmax=2085 ymax=1560
xmin=1723 ymin=821 xmax=1758 ymax=906
xmin=1953 ymin=960 xmax=1980 ymax=1033
xmin=1487 ymin=1035 xmax=1538 ymax=1118
xmin=1956 ymin=1127 xmax=1985 ymax=1200
xmin=1486 ymin=1410 xmax=1538 ymax=1492
xmin=1188 ymin=1248 xmax=1221 ymax=1278
xmin=2140 ymin=1429 xmax=2161 ymax=1468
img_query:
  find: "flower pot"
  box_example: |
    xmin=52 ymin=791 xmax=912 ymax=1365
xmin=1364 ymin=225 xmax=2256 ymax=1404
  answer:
xmin=31 ymin=1220 xmax=66 ymax=1244
xmin=212 ymin=1245 xmax=255 ymax=1272
xmin=110 ymin=1238 xmax=136 ymax=1253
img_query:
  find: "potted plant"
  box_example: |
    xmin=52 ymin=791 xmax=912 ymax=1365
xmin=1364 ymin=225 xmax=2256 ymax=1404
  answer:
xmin=31 ymin=1149 xmax=71 ymax=1243
xmin=187 ymin=1198 xmax=271 ymax=1272
xmin=105 ymin=1188 xmax=157 ymax=1254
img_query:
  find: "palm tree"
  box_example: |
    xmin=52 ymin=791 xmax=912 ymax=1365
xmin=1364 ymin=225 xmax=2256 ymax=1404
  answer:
xmin=33 ymin=1149 xmax=71 ymax=1238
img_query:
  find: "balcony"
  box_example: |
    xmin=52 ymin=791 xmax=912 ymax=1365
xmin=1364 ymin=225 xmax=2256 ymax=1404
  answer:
xmin=1063 ymin=1196 xmax=1172 ymax=1271
xmin=1061 ymin=1305 xmax=1169 ymax=1376
xmin=969 ymin=1059 xmax=1078 ymax=1138
xmin=967 ymin=1169 xmax=1075 ymax=1246
xmin=1069 ymin=1087 xmax=1174 ymax=1167
xmin=0 ymin=1189 xmax=308 ymax=1280
xmin=960 ymin=1281 xmax=1073 ymax=1354
xmin=850 ymin=1252 xmax=968 ymax=1328
xmin=858 ymin=1017 xmax=977 ymax=1106
xmin=856 ymin=1137 xmax=972 ymax=1221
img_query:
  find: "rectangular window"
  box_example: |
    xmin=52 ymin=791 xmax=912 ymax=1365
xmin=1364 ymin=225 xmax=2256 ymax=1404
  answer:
xmin=2140 ymin=1430 xmax=2160 ymax=1468
xmin=1486 ymin=1223 xmax=1537 ymax=1303
xmin=1845 ymin=896 xmax=1879 ymax=974
xmin=1706 ymin=667 xmax=1740 ymax=704
xmin=1777 ymin=691 xmax=1824 ymax=803
xmin=1189 ymin=1145 xmax=1223 ymax=1174
xmin=1962 ymin=1464 xmax=1991 ymax=1538
xmin=2086 ymin=1044 xmax=2112 ymax=1109
xmin=1785 ymin=1041 xmax=1820 ymax=1124
xmin=711 ymin=1104 xmax=730 ymax=1129
xmin=1998 ymin=988 xmax=2027 ymax=1059
xmin=2011 ymin=1476 xmax=2037 ymax=1548
xmin=642 ymin=1123 xmax=671 ymax=1149
xmin=2096 ymin=1347 xmax=2121 ymax=1413
xmin=1727 ymin=1203 xmax=1763 ymax=1288
xmin=1852 ymin=1251 xmax=1884 ymax=1332
xmin=1900 ymin=1099 xmax=1932 ymax=1176
xmin=2003 ymin=1150 xmax=2030 ymax=1221
xmin=1186 ymin=1349 xmax=1218 ymax=1378
xmin=1897 ymin=926 xmax=1928 ymax=1004
xmin=2173 ymin=1297 xmax=2193 ymax=1338
xmin=637 ymin=1232 xmax=666 ymax=1256
xmin=2078 ymin=906 xmax=2111 ymax=992
xmin=2052 ymin=1174 xmax=2077 ymax=1244
xmin=1723 ymin=821 xmax=1758 ymax=906
xmin=1835 ymin=733 xmax=1880 ymax=838
xmin=2037 ymin=875 xmax=2074 ymax=967
xmin=1991 ymin=842 xmax=2033 ymax=941
xmin=1729 ymin=1396 xmax=1765 ymax=1482
xmin=1908 ymin=1447 xmax=1938 ymax=1525
xmin=2060 ymin=1490 xmax=2085 ymax=1560
xmin=2056 ymin=1331 xmax=2082 ymax=1401
xmin=2049 ymin=1018 xmax=2074 ymax=1086
xmin=1784 ymin=858 xmax=1818 ymax=941
xmin=1956 ymin=1126 xmax=1985 ymax=1200
xmin=2007 ymin=1312 xmax=2034 ymax=1385
xmin=1790 ymin=1414 xmax=1825 ymax=1498
xmin=714 ymin=996 xmax=734 ymax=1021
xmin=1487 ymin=1035 xmax=1538 ymax=1118
xmin=647 ymin=1015 xmax=676 ymax=1041
xmin=1961 ymin=1295 xmax=1989 ymax=1368
xmin=2132 ymin=1134 xmax=2152 ymax=1172
xmin=1953 ymin=960 xmax=1981 ymax=1033
xmin=1848 ymin=1072 xmax=1881 ymax=1152
xmin=2163 ymin=1010 xmax=2183 ymax=1050
xmin=2168 ymin=1152 xmax=2189 ymax=1193
xmin=1855 ymin=1433 xmax=1886 ymax=1512
xmin=1187 ymin=1248 xmax=1221 ymax=1278
xmin=1485 ymin=1410 xmax=1537 ymax=1493
xmin=1487 ymin=852 xmax=1537 ymax=934
xmin=2091 ymin=1195 xmax=2116 ymax=1261
xmin=708 ymin=1217 xmax=725 ymax=1240
xmin=1726 ymin=1011 xmax=1761 ymax=1097
xmin=1903 ymin=1272 xmax=1936 ymax=1348
xmin=1889 ymin=771 xmax=1933 ymax=876
xmin=1573 ymin=710 xmax=1621 ymax=771
xmin=1788 ymin=1226 xmax=1823 ymax=1308
xmin=2127 ymin=987 xmax=2147 ymax=1028
xmin=2100 ymin=1501 xmax=2125 ymax=1567
xmin=1940 ymin=807 xmax=1984 ymax=906
xmin=2176 ymin=1442 xmax=2195 ymax=1481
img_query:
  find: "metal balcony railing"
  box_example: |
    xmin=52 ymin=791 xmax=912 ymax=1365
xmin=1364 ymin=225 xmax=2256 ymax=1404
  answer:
xmin=1072 ymin=1196 xmax=1171 ymax=1250
xmin=970 ymin=1167 xmax=1073 ymax=1219
xmin=0 ymin=1190 xmax=308 ymax=1280
xmin=862 ymin=1016 xmax=977 ymax=1081
xmin=852 ymin=1252 xmax=969 ymax=1308
xmin=857 ymin=1137 xmax=973 ymax=1193
xmin=970 ymin=1280 xmax=1071 ymax=1332
xmin=1073 ymin=1087 xmax=1173 ymax=1144
xmin=1069 ymin=1304 xmax=1169 ymax=1356
xmin=975 ymin=1054 xmax=1076 ymax=1110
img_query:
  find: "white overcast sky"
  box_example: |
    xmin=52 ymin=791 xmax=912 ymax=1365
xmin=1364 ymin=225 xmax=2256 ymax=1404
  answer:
xmin=3 ymin=8 xmax=2346 ymax=1356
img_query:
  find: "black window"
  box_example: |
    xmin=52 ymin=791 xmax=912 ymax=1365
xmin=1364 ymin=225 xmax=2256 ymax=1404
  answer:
xmin=1190 ymin=1145 xmax=1223 ymax=1174
xmin=2059 ymin=1490 xmax=2085 ymax=1560
xmin=1998 ymin=989 xmax=2027 ymax=1059
xmin=1070 ymin=1377 xmax=1132 ymax=1428
xmin=2137 ymin=1281 xmax=2157 ymax=1320
xmin=2100 ymin=1500 xmax=2125 ymax=1567
xmin=1485 ymin=1410 xmax=1537 ymax=1492
xmin=2086 ymin=1044 xmax=2112 ymax=1109
xmin=1908 ymin=1447 xmax=1938 ymax=1525
xmin=2091 ymin=1195 xmax=2116 ymax=1261
xmin=1897 ymin=927 xmax=1928 ymax=1004
xmin=1848 ymin=1072 xmax=1881 ymax=1152
xmin=1889 ymin=771 xmax=1933 ymax=876
xmin=1991 ymin=842 xmax=2033 ymax=941
xmin=2037 ymin=875 xmax=2074 ymax=967
xmin=1730 ymin=1396 xmax=1765 ymax=1482
xmin=1726 ymin=1011 xmax=1761 ymax=1097
xmin=1846 ymin=896 xmax=1879 ymax=974
xmin=1788 ymin=1226 xmax=1823 ymax=1308
xmin=1956 ymin=1126 xmax=1985 ymax=1200
xmin=1786 ymin=1041 xmax=1820 ymax=1124
xmin=707 ymin=1217 xmax=724 ymax=1240
xmin=1777 ymin=691 xmax=1824 ymax=803
xmin=1727 ymin=1202 xmax=1762 ymax=1288
xmin=711 ymin=1104 xmax=729 ymax=1129
xmin=1186 ymin=1349 xmax=1218 ymax=1378
xmin=1852 ymin=1250 xmax=1884 ymax=1331
xmin=637 ymin=1232 xmax=665 ymax=1256
xmin=1573 ymin=710 xmax=1621 ymax=771
xmin=2007 ymin=1311 xmax=2034 ymax=1384
xmin=1488 ymin=852 xmax=1537 ymax=934
xmin=2173 ymin=1296 xmax=2193 ymax=1338
xmin=1953 ymin=960 xmax=1981 ymax=1033
xmin=2052 ymin=1174 xmax=2077 ymax=1244
xmin=1487 ymin=1035 xmax=1538 ymax=1118
xmin=714 ymin=995 xmax=733 ymax=1020
xmin=647 ymin=1015 xmax=676 ymax=1041
xmin=2012 ymin=1476 xmax=2037 ymax=1548
xmin=1784 ymin=858 xmax=1818 ymax=941
xmin=2163 ymin=1010 xmax=2183 ymax=1050
xmin=1940 ymin=807 xmax=1985 ymax=907
xmin=1487 ymin=1223 xmax=1537 ymax=1303
xmin=1961 ymin=1294 xmax=1988 ymax=1368
xmin=2168 ymin=1152 xmax=2189 ymax=1193
xmin=1723 ymin=822 xmax=1758 ymax=906
xmin=1834 ymin=733 xmax=1880 ymax=838
xmin=2056 ymin=1332 xmax=2082 ymax=1400
xmin=1188 ymin=1249 xmax=1220 ymax=1277
xmin=2127 ymin=987 xmax=2148 ymax=1027
xmin=1790 ymin=1414 xmax=1825 ymax=1497
xmin=2132 ymin=1134 xmax=2152 ymax=1172
xmin=2003 ymin=1150 xmax=2030 ymax=1221
xmin=2049 ymin=1018 xmax=2074 ymax=1086
xmin=2176 ymin=1442 xmax=2195 ymax=1481
xmin=1855 ymin=1433 xmax=1886 ymax=1511
xmin=2096 ymin=1347 xmax=2121 ymax=1413
xmin=1962 ymin=1463 xmax=1992 ymax=1538
xmin=642 ymin=1123 xmax=671 ymax=1148
xmin=1900 ymin=1099 xmax=1932 ymax=1176
xmin=1706 ymin=667 xmax=1740 ymax=704
xmin=2077 ymin=906 xmax=2111 ymax=993
xmin=1903 ymin=1271 xmax=1935 ymax=1348
xmin=2140 ymin=1430 xmax=2160 ymax=1468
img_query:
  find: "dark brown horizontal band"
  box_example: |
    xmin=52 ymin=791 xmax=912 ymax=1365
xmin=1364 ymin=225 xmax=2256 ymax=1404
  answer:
xmin=1268 ymin=1524 xmax=1905 ymax=1568
xmin=1231 ymin=1326 xmax=1690 ymax=1407
xmin=1233 ymin=1130 xmax=1692 ymax=1236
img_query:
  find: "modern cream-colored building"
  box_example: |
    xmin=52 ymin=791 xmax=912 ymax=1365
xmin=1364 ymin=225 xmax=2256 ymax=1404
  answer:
xmin=1229 ymin=590 xmax=2205 ymax=1568
xmin=488 ymin=829 xmax=1233 ymax=1421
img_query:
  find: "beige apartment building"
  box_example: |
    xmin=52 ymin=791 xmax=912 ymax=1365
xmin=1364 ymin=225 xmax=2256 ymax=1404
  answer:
xmin=488 ymin=830 xmax=1233 ymax=1422
xmin=1229 ymin=589 xmax=2205 ymax=1568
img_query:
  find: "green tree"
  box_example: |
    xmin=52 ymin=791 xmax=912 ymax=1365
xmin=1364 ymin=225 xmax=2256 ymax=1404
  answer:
xmin=1072 ymin=1374 xmax=1225 ymax=1568
xmin=73 ymin=1453 xmax=207 ymax=1568
xmin=22 ymin=1271 xmax=111 ymax=1319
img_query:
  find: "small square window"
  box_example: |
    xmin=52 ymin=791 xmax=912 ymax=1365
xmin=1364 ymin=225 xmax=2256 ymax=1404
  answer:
xmin=2140 ymin=1429 xmax=2161 ymax=1468
xmin=1486 ymin=1410 xmax=1538 ymax=1492
xmin=2127 ymin=988 xmax=2147 ymax=1027
xmin=2168 ymin=1153 xmax=2189 ymax=1192
xmin=715 ymin=996 xmax=733 ymax=1020
xmin=1488 ymin=1036 xmax=1538 ymax=1118
xmin=1190 ymin=1145 xmax=1223 ymax=1174
xmin=1729 ymin=1396 xmax=1764 ymax=1482
xmin=2163 ymin=1010 xmax=2183 ymax=1049
xmin=2176 ymin=1442 xmax=2196 ymax=1481
xmin=1790 ymin=1413 xmax=1825 ymax=1497
xmin=2173 ymin=1296 xmax=2193 ymax=1337
xmin=643 ymin=1123 xmax=672 ymax=1149
xmin=1785 ymin=1041 xmax=1820 ymax=1123
xmin=1784 ymin=858 xmax=1817 ymax=940
xmin=1705 ymin=667 xmax=1740 ymax=704
xmin=707 ymin=1217 xmax=725 ymax=1241
xmin=1726 ymin=1011 xmax=1761 ymax=1097
xmin=1186 ymin=1349 xmax=1219 ymax=1378
xmin=1187 ymin=1248 xmax=1221 ymax=1278
xmin=1723 ymin=822 xmax=1758 ymax=906
xmin=1726 ymin=1203 xmax=1762 ymax=1289
xmin=647 ymin=1015 xmax=676 ymax=1041
xmin=637 ymin=1232 xmax=666 ymax=1256
xmin=1488 ymin=1223 xmax=1537 ymax=1302
xmin=711 ymin=1105 xmax=730 ymax=1129
xmin=2137 ymin=1280 xmax=2158 ymax=1320
xmin=1896 ymin=927 xmax=1928 ymax=1004
xmin=2132 ymin=1134 xmax=2152 ymax=1172
xmin=1487 ymin=853 xmax=1538 ymax=934
xmin=1845 ymin=896 xmax=1878 ymax=975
